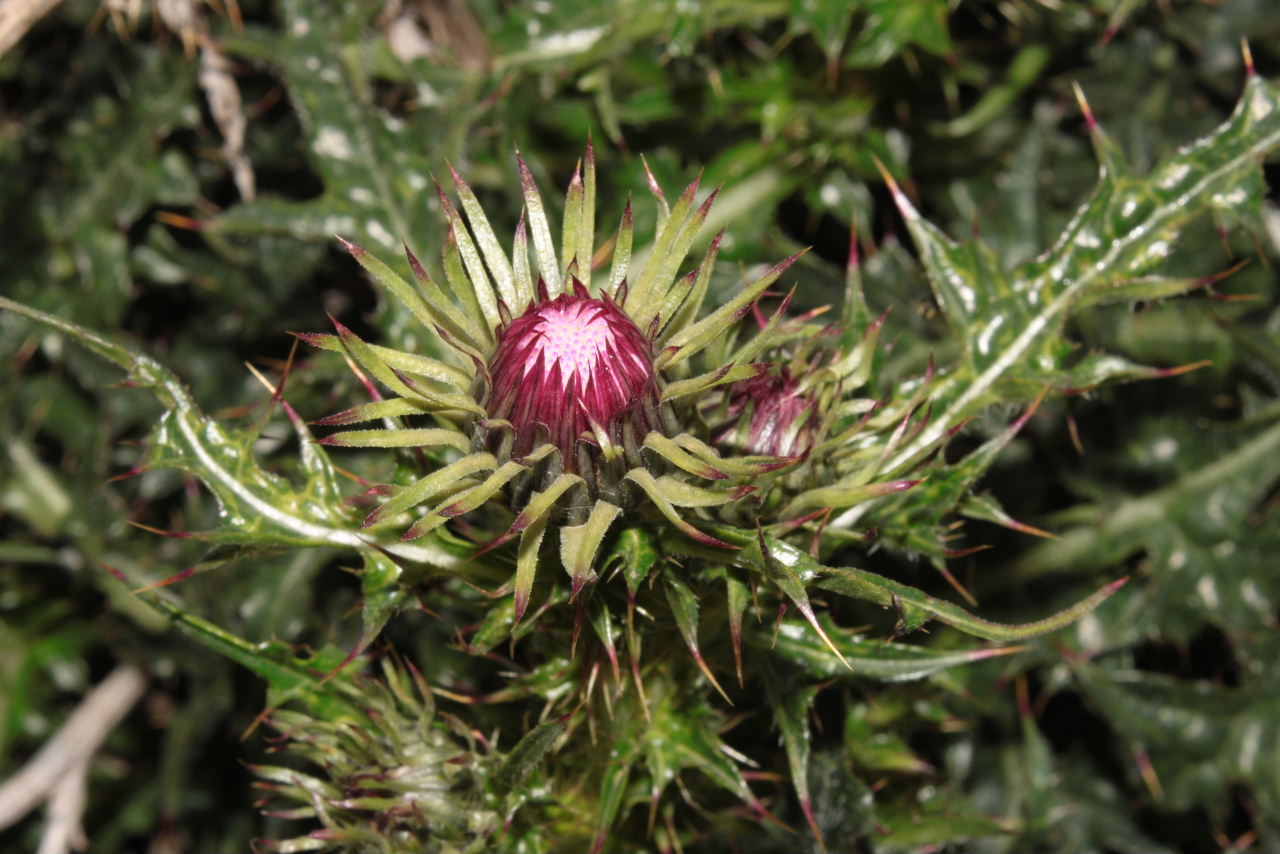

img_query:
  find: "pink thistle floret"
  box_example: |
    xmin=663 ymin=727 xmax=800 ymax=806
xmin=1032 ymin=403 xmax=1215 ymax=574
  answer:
xmin=721 ymin=368 xmax=816 ymax=459
xmin=484 ymin=284 xmax=659 ymax=465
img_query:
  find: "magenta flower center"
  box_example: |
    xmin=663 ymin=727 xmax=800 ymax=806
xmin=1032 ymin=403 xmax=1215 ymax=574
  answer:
xmin=485 ymin=292 xmax=657 ymax=464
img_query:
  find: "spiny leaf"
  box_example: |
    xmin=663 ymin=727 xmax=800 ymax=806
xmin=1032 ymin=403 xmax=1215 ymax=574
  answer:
xmin=1 ymin=296 xmax=459 ymax=567
xmin=714 ymin=524 xmax=1127 ymax=643
xmin=656 ymin=230 xmax=722 ymax=347
xmin=611 ymin=526 xmax=661 ymax=599
xmin=642 ymin=432 xmax=727 ymax=480
xmin=763 ymin=616 xmax=1023 ymax=681
xmin=363 ymin=453 xmax=497 ymax=529
xmin=608 ymin=198 xmax=634 ymax=291
xmin=514 ymin=513 xmax=551 ymax=623
xmin=658 ymin=249 xmax=807 ymax=369
xmin=651 ymin=475 xmax=753 ymax=508
xmin=495 ymin=718 xmax=568 ymax=796
xmin=880 ymin=72 xmax=1280 ymax=476
xmin=629 ymin=177 xmax=716 ymax=328
xmin=625 ymin=469 xmax=735 ymax=548
xmin=294 ymin=331 xmax=472 ymax=387
xmin=754 ymin=526 xmax=853 ymax=671
xmin=662 ymin=569 xmax=732 ymax=704
xmin=760 ymin=665 xmax=825 ymax=852
xmin=660 ymin=362 xmax=769 ymax=403
xmin=102 ymin=562 xmax=360 ymax=721
xmin=357 ymin=551 xmax=406 ymax=657
xmin=312 ymin=398 xmax=431 ymax=427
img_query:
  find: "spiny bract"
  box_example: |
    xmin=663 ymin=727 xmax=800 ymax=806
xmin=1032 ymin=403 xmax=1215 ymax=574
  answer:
xmin=304 ymin=143 xmax=825 ymax=620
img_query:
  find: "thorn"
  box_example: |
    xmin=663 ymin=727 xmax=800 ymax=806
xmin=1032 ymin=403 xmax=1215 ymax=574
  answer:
xmin=1072 ymin=81 xmax=1098 ymax=132
xmin=317 ymin=645 xmax=361 ymax=688
xmin=934 ymin=558 xmax=980 ymax=606
xmin=132 ymin=564 xmax=201 ymax=594
xmin=126 ymin=519 xmax=194 ymax=540
xmin=870 ymin=155 xmax=903 ymax=200
xmin=1199 ymin=257 xmax=1251 ymax=290
xmin=1134 ymin=746 xmax=1166 ymax=801
xmin=808 ymin=508 xmax=832 ymax=558
xmin=1011 ymin=383 xmax=1052 ymax=434
xmin=335 ymin=235 xmax=366 ymax=258
xmin=847 ymin=212 xmax=861 ymax=273
xmin=154 ymin=211 xmax=206 ymax=231
xmin=98 ymin=562 xmax=132 ymax=584
xmin=1066 ymin=411 xmax=1085 ymax=456
xmin=692 ymin=647 xmax=733 ymax=706
xmin=1015 ymin=674 xmax=1033 ymax=719
xmin=571 ymin=596 xmax=589 ymax=659
xmin=1153 ymin=359 xmax=1213 ymax=379
xmin=972 ymin=644 xmax=1029 ymax=661
xmin=570 ymin=570 xmax=594 ymax=601
xmin=1242 ymin=38 xmax=1256 ymax=77
xmin=639 ymin=155 xmax=666 ymax=205
xmin=244 ymin=359 xmax=281 ymax=401
xmin=106 ymin=465 xmax=147 ymax=484
xmin=1216 ymin=223 xmax=1234 ymax=260
xmin=1004 ymin=517 xmax=1060 ymax=541
xmin=802 ymin=797 xmax=828 ymax=854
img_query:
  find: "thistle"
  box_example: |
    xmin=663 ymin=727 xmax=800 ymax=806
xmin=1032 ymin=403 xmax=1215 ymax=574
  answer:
xmin=304 ymin=143 xmax=803 ymax=619
xmin=251 ymin=657 xmax=544 ymax=854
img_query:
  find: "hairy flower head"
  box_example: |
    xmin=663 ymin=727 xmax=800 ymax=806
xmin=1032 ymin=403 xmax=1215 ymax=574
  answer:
xmin=482 ymin=283 xmax=660 ymax=466
xmin=720 ymin=366 xmax=817 ymax=459
xmin=306 ymin=144 xmax=803 ymax=618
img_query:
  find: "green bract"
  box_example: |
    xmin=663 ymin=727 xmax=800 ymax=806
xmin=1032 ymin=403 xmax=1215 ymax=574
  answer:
xmin=306 ymin=145 xmax=820 ymax=619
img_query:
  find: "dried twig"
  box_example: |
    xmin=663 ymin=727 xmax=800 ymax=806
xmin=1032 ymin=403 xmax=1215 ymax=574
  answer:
xmin=37 ymin=757 xmax=88 ymax=854
xmin=0 ymin=665 xmax=147 ymax=847
xmin=0 ymin=0 xmax=66 ymax=58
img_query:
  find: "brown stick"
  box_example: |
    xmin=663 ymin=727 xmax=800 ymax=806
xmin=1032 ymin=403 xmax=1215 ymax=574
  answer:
xmin=0 ymin=665 xmax=147 ymax=836
xmin=0 ymin=0 xmax=67 ymax=59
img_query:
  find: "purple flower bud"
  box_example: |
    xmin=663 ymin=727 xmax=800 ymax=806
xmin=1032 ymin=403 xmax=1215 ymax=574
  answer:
xmin=720 ymin=368 xmax=816 ymax=459
xmin=484 ymin=284 xmax=660 ymax=467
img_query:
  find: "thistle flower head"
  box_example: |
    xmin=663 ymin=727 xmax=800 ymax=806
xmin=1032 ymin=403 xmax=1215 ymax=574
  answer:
xmin=310 ymin=144 xmax=805 ymax=619
xmin=482 ymin=282 xmax=660 ymax=467
xmin=720 ymin=366 xmax=816 ymax=459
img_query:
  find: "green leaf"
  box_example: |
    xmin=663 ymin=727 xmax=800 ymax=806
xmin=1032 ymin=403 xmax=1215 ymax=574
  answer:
xmin=0 ymin=296 xmax=461 ymax=569
xmin=1006 ymin=415 xmax=1280 ymax=641
xmin=210 ymin=0 xmax=446 ymax=272
xmin=560 ymin=499 xmax=622 ymax=594
xmin=722 ymin=525 xmax=1126 ymax=643
xmin=318 ymin=427 xmax=471 ymax=451
xmin=495 ymin=718 xmax=568 ymax=796
xmin=880 ymin=73 xmax=1280 ymax=476
xmin=845 ymin=0 xmax=953 ymax=67
xmin=102 ymin=565 xmax=358 ymax=721
xmin=612 ymin=526 xmax=661 ymax=599
xmin=662 ymin=568 xmax=731 ymax=703
xmin=761 ymin=664 xmax=823 ymax=847
xmin=357 ymin=551 xmax=406 ymax=655
xmin=762 ymin=615 xmax=1020 ymax=681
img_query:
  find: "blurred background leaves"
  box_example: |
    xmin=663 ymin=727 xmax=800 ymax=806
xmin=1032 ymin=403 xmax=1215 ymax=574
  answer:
xmin=1 ymin=0 xmax=1279 ymax=851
